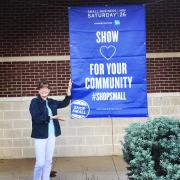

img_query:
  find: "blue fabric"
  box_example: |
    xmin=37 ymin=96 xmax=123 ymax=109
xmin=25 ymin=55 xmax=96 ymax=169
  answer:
xmin=46 ymin=100 xmax=55 ymax=136
xmin=69 ymin=5 xmax=148 ymax=117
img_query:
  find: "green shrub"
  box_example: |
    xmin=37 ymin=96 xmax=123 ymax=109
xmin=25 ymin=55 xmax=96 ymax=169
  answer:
xmin=122 ymin=117 xmax=180 ymax=180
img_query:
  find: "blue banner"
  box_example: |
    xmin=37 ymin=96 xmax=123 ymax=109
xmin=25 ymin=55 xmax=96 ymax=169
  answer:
xmin=68 ymin=5 xmax=148 ymax=118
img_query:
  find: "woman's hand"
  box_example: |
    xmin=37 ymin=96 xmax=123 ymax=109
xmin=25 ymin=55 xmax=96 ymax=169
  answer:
xmin=52 ymin=115 xmax=65 ymax=121
xmin=67 ymin=79 xmax=72 ymax=96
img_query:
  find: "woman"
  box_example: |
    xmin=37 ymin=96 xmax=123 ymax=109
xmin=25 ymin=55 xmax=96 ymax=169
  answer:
xmin=29 ymin=79 xmax=71 ymax=180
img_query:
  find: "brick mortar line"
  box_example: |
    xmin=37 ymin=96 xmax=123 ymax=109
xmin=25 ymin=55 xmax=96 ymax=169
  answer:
xmin=0 ymin=56 xmax=69 ymax=62
xmin=0 ymin=93 xmax=179 ymax=101
xmin=0 ymin=52 xmax=180 ymax=62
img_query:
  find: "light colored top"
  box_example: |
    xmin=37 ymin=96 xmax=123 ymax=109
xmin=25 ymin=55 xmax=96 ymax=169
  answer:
xmin=46 ymin=100 xmax=55 ymax=136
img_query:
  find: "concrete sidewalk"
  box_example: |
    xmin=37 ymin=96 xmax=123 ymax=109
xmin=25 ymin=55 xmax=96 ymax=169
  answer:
xmin=0 ymin=156 xmax=128 ymax=180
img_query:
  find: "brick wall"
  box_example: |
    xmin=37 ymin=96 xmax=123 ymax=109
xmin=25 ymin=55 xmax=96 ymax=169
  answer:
xmin=0 ymin=0 xmax=180 ymax=96
xmin=147 ymin=57 xmax=180 ymax=92
xmin=0 ymin=61 xmax=70 ymax=97
xmin=0 ymin=57 xmax=179 ymax=97
xmin=0 ymin=0 xmax=179 ymax=56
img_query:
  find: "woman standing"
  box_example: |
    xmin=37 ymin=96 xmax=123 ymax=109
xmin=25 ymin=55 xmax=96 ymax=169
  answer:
xmin=29 ymin=79 xmax=71 ymax=180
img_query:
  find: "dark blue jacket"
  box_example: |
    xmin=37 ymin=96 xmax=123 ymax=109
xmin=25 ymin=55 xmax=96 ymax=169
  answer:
xmin=29 ymin=95 xmax=71 ymax=139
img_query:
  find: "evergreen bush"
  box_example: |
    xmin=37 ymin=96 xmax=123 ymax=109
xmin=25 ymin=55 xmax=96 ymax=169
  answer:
xmin=122 ymin=117 xmax=180 ymax=180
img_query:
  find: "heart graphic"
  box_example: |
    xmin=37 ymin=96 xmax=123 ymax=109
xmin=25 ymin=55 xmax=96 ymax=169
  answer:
xmin=100 ymin=45 xmax=116 ymax=60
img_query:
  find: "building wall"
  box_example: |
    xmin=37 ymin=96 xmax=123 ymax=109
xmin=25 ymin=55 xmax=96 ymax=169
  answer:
xmin=0 ymin=0 xmax=179 ymax=56
xmin=0 ymin=93 xmax=179 ymax=159
xmin=0 ymin=0 xmax=180 ymax=158
xmin=0 ymin=0 xmax=180 ymax=96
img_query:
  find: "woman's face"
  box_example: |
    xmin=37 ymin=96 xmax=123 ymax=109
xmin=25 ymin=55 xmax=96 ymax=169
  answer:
xmin=39 ymin=87 xmax=50 ymax=99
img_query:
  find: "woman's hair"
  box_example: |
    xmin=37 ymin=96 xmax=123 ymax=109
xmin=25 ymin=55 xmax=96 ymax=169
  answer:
xmin=37 ymin=79 xmax=50 ymax=90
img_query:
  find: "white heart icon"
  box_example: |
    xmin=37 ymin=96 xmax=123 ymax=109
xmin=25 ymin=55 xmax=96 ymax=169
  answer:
xmin=100 ymin=45 xmax=116 ymax=60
